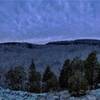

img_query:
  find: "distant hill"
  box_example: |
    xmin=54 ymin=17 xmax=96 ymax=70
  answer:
xmin=0 ymin=39 xmax=100 ymax=75
xmin=47 ymin=39 xmax=100 ymax=45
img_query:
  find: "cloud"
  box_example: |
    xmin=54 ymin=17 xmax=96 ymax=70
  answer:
xmin=0 ymin=0 xmax=99 ymax=43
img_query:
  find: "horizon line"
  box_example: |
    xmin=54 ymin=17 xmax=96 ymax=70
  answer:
xmin=0 ymin=38 xmax=100 ymax=45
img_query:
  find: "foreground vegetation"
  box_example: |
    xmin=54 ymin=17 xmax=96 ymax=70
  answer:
xmin=4 ymin=51 xmax=100 ymax=97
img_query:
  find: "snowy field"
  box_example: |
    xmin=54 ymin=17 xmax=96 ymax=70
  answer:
xmin=0 ymin=87 xmax=100 ymax=100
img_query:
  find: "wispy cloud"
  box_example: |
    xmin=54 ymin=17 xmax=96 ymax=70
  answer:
xmin=0 ymin=0 xmax=99 ymax=43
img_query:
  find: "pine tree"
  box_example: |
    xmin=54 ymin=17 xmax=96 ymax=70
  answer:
xmin=5 ymin=66 xmax=26 ymax=90
xmin=94 ymin=63 xmax=100 ymax=86
xmin=28 ymin=60 xmax=41 ymax=92
xmin=59 ymin=59 xmax=71 ymax=89
xmin=68 ymin=70 xmax=88 ymax=97
xmin=42 ymin=66 xmax=58 ymax=92
xmin=5 ymin=68 xmax=14 ymax=89
xmin=85 ymin=51 xmax=98 ymax=88
xmin=71 ymin=57 xmax=84 ymax=72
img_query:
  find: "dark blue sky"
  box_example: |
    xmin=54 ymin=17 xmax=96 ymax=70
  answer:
xmin=0 ymin=0 xmax=100 ymax=43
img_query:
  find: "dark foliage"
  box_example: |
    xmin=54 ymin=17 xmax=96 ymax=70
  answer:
xmin=59 ymin=59 xmax=71 ymax=89
xmin=84 ymin=51 xmax=98 ymax=88
xmin=5 ymin=66 xmax=26 ymax=90
xmin=42 ymin=66 xmax=58 ymax=92
xmin=28 ymin=60 xmax=41 ymax=93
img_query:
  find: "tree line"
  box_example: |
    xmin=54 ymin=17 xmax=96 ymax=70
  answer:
xmin=4 ymin=51 xmax=100 ymax=96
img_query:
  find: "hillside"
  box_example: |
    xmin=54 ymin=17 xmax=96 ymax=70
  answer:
xmin=0 ymin=39 xmax=100 ymax=74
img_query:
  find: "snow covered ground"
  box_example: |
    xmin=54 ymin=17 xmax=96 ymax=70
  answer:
xmin=0 ymin=87 xmax=100 ymax=100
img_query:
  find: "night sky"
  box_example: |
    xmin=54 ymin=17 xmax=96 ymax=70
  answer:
xmin=0 ymin=0 xmax=100 ymax=43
